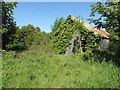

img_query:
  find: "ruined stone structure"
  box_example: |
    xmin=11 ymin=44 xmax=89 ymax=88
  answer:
xmin=65 ymin=20 xmax=110 ymax=54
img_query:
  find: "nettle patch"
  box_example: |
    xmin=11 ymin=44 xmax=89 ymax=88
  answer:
xmin=51 ymin=15 xmax=101 ymax=54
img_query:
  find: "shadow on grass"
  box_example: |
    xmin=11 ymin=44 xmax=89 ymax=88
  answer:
xmin=92 ymin=50 xmax=120 ymax=67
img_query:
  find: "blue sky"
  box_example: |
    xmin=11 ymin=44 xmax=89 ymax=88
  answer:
xmin=14 ymin=2 xmax=98 ymax=32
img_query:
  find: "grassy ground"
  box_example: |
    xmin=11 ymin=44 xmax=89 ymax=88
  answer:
xmin=2 ymin=46 xmax=120 ymax=88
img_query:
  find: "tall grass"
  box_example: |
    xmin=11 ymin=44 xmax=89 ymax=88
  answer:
xmin=2 ymin=48 xmax=120 ymax=88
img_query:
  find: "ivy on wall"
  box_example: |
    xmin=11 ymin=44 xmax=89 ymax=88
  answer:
xmin=51 ymin=15 xmax=101 ymax=54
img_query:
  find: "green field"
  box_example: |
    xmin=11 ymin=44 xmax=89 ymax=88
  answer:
xmin=2 ymin=48 xmax=120 ymax=88
xmin=2 ymin=1 xmax=120 ymax=88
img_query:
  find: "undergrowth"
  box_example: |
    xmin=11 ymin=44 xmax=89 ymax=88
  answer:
xmin=2 ymin=49 xmax=120 ymax=88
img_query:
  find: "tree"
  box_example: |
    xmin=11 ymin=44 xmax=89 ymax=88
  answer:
xmin=89 ymin=2 xmax=119 ymax=35
xmin=9 ymin=24 xmax=43 ymax=51
xmin=89 ymin=1 xmax=120 ymax=65
xmin=2 ymin=2 xmax=18 ymax=50
xmin=51 ymin=17 xmax=65 ymax=33
xmin=0 ymin=2 xmax=2 ymax=50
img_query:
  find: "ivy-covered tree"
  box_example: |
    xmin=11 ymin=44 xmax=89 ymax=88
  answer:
xmin=89 ymin=1 xmax=120 ymax=65
xmin=51 ymin=15 xmax=101 ymax=54
xmin=2 ymin=1 xmax=18 ymax=50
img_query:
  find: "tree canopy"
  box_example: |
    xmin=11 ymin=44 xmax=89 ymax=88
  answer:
xmin=51 ymin=17 xmax=65 ymax=33
xmin=2 ymin=2 xmax=18 ymax=50
xmin=89 ymin=1 xmax=120 ymax=65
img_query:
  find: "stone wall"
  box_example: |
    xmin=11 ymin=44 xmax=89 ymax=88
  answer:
xmin=99 ymin=38 xmax=109 ymax=50
xmin=65 ymin=36 xmax=109 ymax=55
xmin=65 ymin=31 xmax=80 ymax=54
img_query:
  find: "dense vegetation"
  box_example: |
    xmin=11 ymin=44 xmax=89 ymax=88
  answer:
xmin=1 ymin=1 xmax=120 ymax=88
xmin=2 ymin=2 xmax=17 ymax=50
xmin=51 ymin=15 xmax=101 ymax=54
xmin=89 ymin=1 xmax=120 ymax=66
xmin=2 ymin=48 xmax=120 ymax=88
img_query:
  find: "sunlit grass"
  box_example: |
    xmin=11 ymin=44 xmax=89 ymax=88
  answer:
xmin=2 ymin=49 xmax=120 ymax=88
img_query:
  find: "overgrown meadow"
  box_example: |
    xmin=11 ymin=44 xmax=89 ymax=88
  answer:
xmin=2 ymin=29 xmax=120 ymax=88
xmin=2 ymin=2 xmax=120 ymax=88
xmin=2 ymin=45 xmax=120 ymax=88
